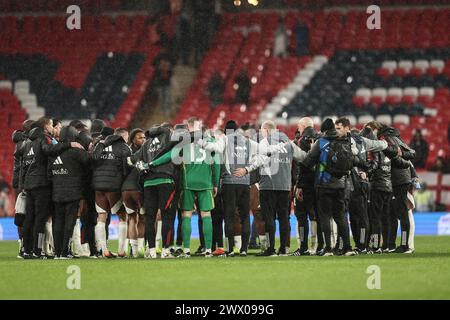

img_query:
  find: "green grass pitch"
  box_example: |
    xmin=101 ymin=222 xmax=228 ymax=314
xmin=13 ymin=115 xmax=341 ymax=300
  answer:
xmin=0 ymin=236 xmax=449 ymax=300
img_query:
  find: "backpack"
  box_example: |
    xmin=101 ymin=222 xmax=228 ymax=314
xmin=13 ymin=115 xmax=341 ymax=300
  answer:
xmin=322 ymin=137 xmax=354 ymax=177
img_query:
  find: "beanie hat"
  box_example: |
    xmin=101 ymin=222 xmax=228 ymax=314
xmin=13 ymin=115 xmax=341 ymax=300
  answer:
xmin=100 ymin=126 xmax=114 ymax=137
xmin=320 ymin=118 xmax=335 ymax=132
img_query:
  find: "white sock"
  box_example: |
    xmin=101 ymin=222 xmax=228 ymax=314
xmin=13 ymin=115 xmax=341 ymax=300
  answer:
xmin=138 ymin=238 xmax=145 ymax=252
xmin=45 ymin=221 xmax=54 ymax=254
xmin=95 ymin=222 xmax=107 ymax=252
xmin=331 ymin=219 xmax=338 ymax=248
xmin=155 ymin=221 xmax=162 ymax=249
xmin=81 ymin=243 xmax=90 ymax=256
xmin=72 ymin=219 xmax=82 ymax=254
xmin=234 ymin=236 xmax=242 ymax=251
xmin=130 ymin=239 xmax=138 ymax=257
xmin=408 ymin=209 xmax=415 ymax=249
xmin=118 ymin=221 xmax=128 ymax=254
xmin=310 ymin=221 xmax=318 ymax=252
xmin=296 ymin=221 xmax=301 ymax=248
xmin=259 ymin=235 xmax=267 ymax=250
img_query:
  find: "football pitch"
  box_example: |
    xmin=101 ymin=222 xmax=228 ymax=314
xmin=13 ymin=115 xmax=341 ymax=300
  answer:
xmin=0 ymin=236 xmax=449 ymax=300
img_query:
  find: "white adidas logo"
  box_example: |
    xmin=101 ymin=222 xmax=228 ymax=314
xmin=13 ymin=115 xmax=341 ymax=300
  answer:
xmin=151 ymin=137 xmax=160 ymax=145
xmin=53 ymin=157 xmax=63 ymax=165
xmin=27 ymin=148 xmax=34 ymax=156
xmin=104 ymin=146 xmax=113 ymax=152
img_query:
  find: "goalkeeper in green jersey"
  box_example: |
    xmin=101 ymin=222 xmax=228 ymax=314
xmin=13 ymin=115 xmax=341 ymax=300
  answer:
xmin=149 ymin=117 xmax=220 ymax=258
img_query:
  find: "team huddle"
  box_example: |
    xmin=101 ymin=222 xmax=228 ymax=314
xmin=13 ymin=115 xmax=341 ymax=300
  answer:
xmin=11 ymin=114 xmax=418 ymax=259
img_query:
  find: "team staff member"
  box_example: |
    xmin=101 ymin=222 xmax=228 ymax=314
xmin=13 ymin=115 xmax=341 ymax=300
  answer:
xmin=19 ymin=117 xmax=83 ymax=259
xmin=150 ymin=118 xmax=220 ymax=258
xmin=12 ymin=119 xmax=35 ymax=258
xmin=50 ymin=126 xmax=90 ymax=259
xmin=122 ymin=128 xmax=146 ymax=258
xmin=197 ymin=120 xmax=288 ymax=256
xmin=78 ymin=121 xmax=103 ymax=257
xmin=92 ymin=128 xmax=131 ymax=258
xmin=367 ymin=121 xmax=416 ymax=253
xmin=293 ymin=118 xmax=323 ymax=255
xmin=131 ymin=124 xmax=178 ymax=259
xmin=301 ymin=119 xmax=356 ymax=256
xmin=235 ymin=120 xmax=307 ymax=256
xmin=335 ymin=118 xmax=388 ymax=253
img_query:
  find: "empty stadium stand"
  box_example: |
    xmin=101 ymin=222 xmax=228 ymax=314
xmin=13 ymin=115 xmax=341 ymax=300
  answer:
xmin=175 ymin=8 xmax=450 ymax=170
xmin=0 ymin=13 xmax=179 ymax=188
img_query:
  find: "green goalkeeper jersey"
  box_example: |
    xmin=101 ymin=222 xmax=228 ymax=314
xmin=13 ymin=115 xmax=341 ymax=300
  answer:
xmin=151 ymin=137 xmax=220 ymax=191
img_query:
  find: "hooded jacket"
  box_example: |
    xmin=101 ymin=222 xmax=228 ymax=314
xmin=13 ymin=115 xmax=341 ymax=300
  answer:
xmin=19 ymin=127 xmax=71 ymax=191
xmin=130 ymin=126 xmax=178 ymax=183
xmin=92 ymin=134 xmax=132 ymax=192
xmin=378 ymin=126 xmax=415 ymax=187
xmin=50 ymin=127 xmax=90 ymax=202
xmin=302 ymin=129 xmax=349 ymax=189
xmin=295 ymin=126 xmax=317 ymax=189
xmin=12 ymin=130 xmax=28 ymax=190
xmin=247 ymin=131 xmax=307 ymax=191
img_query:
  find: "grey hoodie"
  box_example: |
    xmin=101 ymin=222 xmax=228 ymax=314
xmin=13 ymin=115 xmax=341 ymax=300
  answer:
xmin=197 ymin=130 xmax=288 ymax=186
xmin=246 ymin=131 xmax=307 ymax=191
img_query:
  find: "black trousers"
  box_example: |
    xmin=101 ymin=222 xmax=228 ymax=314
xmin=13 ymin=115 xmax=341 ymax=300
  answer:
xmin=389 ymin=184 xmax=412 ymax=249
xmin=53 ymin=201 xmax=79 ymax=257
xmin=23 ymin=187 xmax=52 ymax=255
xmin=348 ymin=184 xmax=370 ymax=250
xmin=369 ymin=190 xmax=391 ymax=250
xmin=81 ymin=187 xmax=98 ymax=255
xmin=175 ymin=209 xmax=183 ymax=247
xmin=143 ymin=183 xmax=175 ymax=249
xmin=294 ymin=187 xmax=323 ymax=251
xmin=222 ymin=184 xmax=250 ymax=253
xmin=211 ymin=193 xmax=224 ymax=250
xmin=260 ymin=190 xmax=290 ymax=253
xmin=316 ymin=188 xmax=351 ymax=251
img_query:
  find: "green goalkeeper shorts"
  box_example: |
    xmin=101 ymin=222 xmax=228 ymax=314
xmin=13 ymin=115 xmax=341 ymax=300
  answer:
xmin=180 ymin=189 xmax=215 ymax=212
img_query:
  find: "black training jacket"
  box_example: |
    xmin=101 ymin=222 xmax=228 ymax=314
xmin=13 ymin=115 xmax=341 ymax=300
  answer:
xmin=50 ymin=148 xmax=90 ymax=203
xmin=122 ymin=144 xmax=142 ymax=192
xmin=302 ymin=129 xmax=349 ymax=190
xmin=131 ymin=126 xmax=178 ymax=182
xmin=296 ymin=127 xmax=316 ymax=190
xmin=12 ymin=130 xmax=28 ymax=190
xmin=378 ymin=127 xmax=415 ymax=188
xmin=92 ymin=135 xmax=132 ymax=192
xmin=19 ymin=128 xmax=70 ymax=191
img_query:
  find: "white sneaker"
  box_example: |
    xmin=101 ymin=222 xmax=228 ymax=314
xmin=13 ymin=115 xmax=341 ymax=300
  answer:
xmin=45 ymin=243 xmax=54 ymax=256
xmin=178 ymin=252 xmax=191 ymax=259
xmin=79 ymin=244 xmax=90 ymax=258
xmin=161 ymin=249 xmax=175 ymax=259
xmin=344 ymin=250 xmax=356 ymax=256
xmin=144 ymin=248 xmax=157 ymax=259
xmin=205 ymin=250 xmax=212 ymax=258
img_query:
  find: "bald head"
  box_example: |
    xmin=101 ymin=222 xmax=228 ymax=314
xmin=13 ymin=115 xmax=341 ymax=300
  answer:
xmin=297 ymin=117 xmax=314 ymax=135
